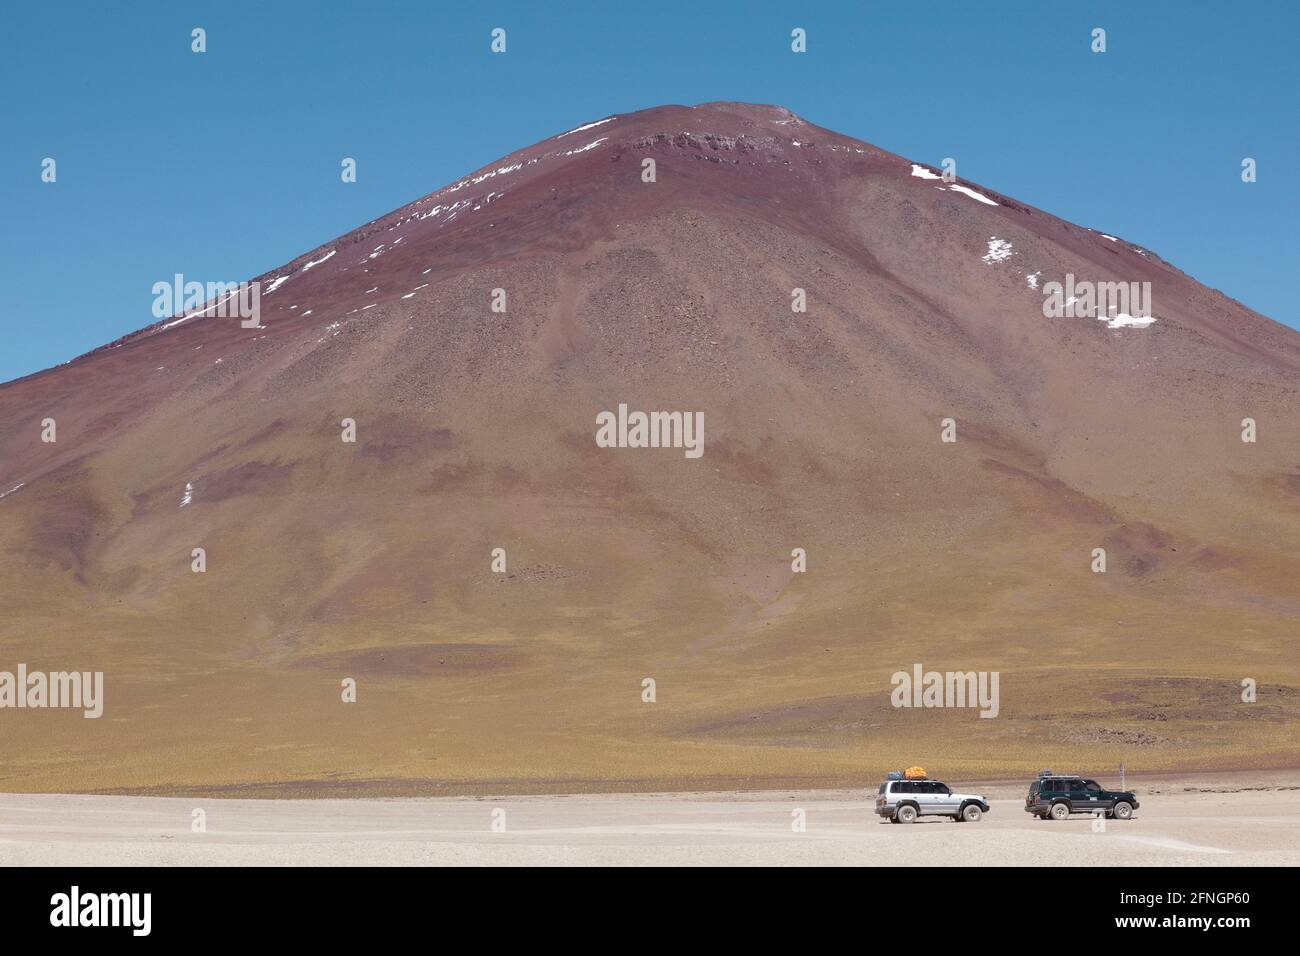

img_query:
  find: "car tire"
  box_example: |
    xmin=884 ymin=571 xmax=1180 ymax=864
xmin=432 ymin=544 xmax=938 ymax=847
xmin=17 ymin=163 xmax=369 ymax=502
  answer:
xmin=896 ymin=804 xmax=918 ymax=824
xmin=1112 ymin=801 xmax=1133 ymax=820
xmin=962 ymin=804 xmax=983 ymax=823
xmin=1050 ymin=802 xmax=1071 ymax=821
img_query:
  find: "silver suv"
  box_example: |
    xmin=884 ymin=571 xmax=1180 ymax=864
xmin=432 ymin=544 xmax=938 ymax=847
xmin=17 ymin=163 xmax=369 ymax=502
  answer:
xmin=876 ymin=777 xmax=990 ymax=823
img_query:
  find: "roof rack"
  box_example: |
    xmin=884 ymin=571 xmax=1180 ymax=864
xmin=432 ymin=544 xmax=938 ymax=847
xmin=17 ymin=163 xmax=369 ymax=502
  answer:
xmin=1037 ymin=770 xmax=1081 ymax=778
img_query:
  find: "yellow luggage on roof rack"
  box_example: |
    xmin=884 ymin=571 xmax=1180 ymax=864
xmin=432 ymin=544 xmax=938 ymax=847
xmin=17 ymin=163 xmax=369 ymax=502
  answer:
xmin=903 ymin=766 xmax=927 ymax=779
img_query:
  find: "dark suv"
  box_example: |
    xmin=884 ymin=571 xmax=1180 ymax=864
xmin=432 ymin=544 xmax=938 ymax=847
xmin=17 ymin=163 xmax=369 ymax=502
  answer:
xmin=1025 ymin=772 xmax=1139 ymax=820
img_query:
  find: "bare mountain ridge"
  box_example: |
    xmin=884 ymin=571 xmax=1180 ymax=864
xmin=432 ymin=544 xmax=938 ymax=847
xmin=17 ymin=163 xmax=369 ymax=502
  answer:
xmin=1 ymin=102 xmax=1298 ymax=795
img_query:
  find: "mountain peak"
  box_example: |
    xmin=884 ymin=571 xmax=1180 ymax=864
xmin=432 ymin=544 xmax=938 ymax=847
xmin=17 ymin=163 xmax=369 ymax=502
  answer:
xmin=2 ymin=104 xmax=1299 ymax=794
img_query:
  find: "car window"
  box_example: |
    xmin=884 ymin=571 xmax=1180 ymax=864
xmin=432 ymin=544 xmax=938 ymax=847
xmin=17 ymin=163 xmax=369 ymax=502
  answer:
xmin=935 ymin=783 xmax=951 ymax=795
xmin=1085 ymin=780 xmax=1101 ymax=791
xmin=1068 ymin=779 xmax=1085 ymax=790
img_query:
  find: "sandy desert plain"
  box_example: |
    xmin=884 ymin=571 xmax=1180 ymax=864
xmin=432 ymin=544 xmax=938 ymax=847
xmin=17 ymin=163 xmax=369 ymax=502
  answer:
xmin=1 ymin=770 xmax=1297 ymax=866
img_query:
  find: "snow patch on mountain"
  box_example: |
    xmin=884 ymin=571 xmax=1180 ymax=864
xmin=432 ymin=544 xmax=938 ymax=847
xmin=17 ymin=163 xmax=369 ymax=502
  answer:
xmin=557 ymin=117 xmax=616 ymax=138
xmin=982 ymin=238 xmax=1015 ymax=264
xmin=301 ymin=249 xmax=335 ymax=271
xmin=562 ymin=137 xmax=609 ymax=157
xmin=161 ymin=286 xmax=243 ymax=330
xmin=1101 ymin=313 xmax=1157 ymax=329
xmin=945 ymin=184 xmax=999 ymax=206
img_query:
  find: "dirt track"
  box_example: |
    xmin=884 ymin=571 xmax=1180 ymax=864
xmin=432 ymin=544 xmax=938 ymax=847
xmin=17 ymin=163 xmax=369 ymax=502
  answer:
xmin=3 ymin=775 xmax=1298 ymax=866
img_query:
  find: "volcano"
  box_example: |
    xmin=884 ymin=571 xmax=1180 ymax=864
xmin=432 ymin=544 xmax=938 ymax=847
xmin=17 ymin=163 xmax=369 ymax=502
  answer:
xmin=3 ymin=102 xmax=1299 ymax=795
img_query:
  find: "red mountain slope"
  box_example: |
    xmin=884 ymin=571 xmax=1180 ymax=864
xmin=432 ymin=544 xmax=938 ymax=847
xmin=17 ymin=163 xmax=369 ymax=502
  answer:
xmin=2 ymin=103 xmax=1298 ymax=795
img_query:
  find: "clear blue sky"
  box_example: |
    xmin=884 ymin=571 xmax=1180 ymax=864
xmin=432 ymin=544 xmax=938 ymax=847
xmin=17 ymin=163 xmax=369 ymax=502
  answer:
xmin=3 ymin=0 xmax=1296 ymax=384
